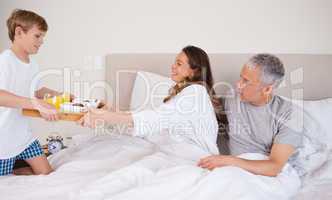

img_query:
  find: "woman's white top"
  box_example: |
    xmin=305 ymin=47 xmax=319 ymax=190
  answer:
xmin=132 ymin=84 xmax=219 ymax=161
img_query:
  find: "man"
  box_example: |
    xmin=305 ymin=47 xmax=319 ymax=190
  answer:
xmin=198 ymin=54 xmax=302 ymax=197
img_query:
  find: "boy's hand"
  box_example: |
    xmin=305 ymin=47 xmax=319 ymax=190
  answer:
xmin=33 ymin=99 xmax=59 ymax=121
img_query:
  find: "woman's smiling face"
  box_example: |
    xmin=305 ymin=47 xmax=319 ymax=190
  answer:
xmin=171 ymin=52 xmax=194 ymax=82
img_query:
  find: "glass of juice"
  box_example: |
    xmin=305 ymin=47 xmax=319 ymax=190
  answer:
xmin=55 ymin=95 xmax=63 ymax=110
xmin=62 ymin=92 xmax=71 ymax=103
xmin=44 ymin=93 xmax=53 ymax=105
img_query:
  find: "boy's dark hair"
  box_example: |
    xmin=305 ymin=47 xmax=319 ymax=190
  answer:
xmin=7 ymin=9 xmax=48 ymax=42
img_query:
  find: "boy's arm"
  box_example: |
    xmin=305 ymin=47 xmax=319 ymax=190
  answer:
xmin=0 ymin=89 xmax=36 ymax=109
xmin=34 ymin=87 xmax=62 ymax=99
xmin=198 ymin=143 xmax=294 ymax=177
xmin=0 ymin=89 xmax=59 ymax=121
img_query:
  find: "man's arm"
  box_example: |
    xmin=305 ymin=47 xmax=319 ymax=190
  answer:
xmin=34 ymin=87 xmax=62 ymax=99
xmin=198 ymin=143 xmax=295 ymax=177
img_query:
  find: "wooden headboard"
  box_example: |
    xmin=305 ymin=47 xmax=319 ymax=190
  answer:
xmin=105 ymin=54 xmax=332 ymax=110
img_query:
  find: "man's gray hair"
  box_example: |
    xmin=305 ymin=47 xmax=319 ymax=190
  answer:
xmin=247 ymin=53 xmax=285 ymax=88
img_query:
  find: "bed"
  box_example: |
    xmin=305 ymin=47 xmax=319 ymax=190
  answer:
xmin=0 ymin=53 xmax=331 ymax=200
xmin=0 ymin=133 xmax=331 ymax=200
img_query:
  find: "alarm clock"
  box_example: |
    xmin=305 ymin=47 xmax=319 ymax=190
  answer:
xmin=46 ymin=135 xmax=64 ymax=154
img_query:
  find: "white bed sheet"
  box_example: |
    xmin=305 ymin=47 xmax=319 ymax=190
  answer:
xmin=295 ymin=150 xmax=332 ymax=200
xmin=0 ymin=134 xmax=156 ymax=200
xmin=0 ymin=134 xmax=331 ymax=200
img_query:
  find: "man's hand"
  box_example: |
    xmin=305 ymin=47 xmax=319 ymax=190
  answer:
xmin=32 ymin=99 xmax=59 ymax=121
xmin=198 ymin=144 xmax=295 ymax=176
xmin=198 ymin=155 xmax=235 ymax=170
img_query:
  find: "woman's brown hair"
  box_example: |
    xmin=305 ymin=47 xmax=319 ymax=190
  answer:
xmin=163 ymin=45 xmax=227 ymax=131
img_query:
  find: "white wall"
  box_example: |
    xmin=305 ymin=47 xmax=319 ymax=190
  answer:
xmin=0 ymin=0 xmax=331 ymax=142
xmin=1 ymin=0 xmax=332 ymax=60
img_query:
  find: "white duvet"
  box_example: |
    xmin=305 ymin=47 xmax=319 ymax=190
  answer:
xmin=0 ymin=134 xmax=331 ymax=200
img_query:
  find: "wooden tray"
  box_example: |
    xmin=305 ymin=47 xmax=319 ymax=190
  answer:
xmin=22 ymin=109 xmax=84 ymax=121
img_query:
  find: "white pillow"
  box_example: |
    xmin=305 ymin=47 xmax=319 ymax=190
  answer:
xmin=291 ymin=98 xmax=332 ymax=148
xmin=303 ymin=98 xmax=332 ymax=147
xmin=286 ymin=98 xmax=332 ymax=177
xmin=130 ymin=71 xmax=175 ymax=112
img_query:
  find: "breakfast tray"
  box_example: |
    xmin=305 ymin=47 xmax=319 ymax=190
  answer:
xmin=22 ymin=109 xmax=84 ymax=121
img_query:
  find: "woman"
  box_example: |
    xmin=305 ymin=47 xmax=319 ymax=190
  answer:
xmin=76 ymin=46 xmax=223 ymax=199
xmin=78 ymin=45 xmax=222 ymax=161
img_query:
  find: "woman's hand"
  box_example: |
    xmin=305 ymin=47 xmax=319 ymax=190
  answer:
xmin=77 ymin=108 xmax=133 ymax=134
xmin=198 ymin=155 xmax=236 ymax=170
xmin=77 ymin=108 xmax=107 ymax=128
xmin=98 ymin=100 xmax=115 ymax=111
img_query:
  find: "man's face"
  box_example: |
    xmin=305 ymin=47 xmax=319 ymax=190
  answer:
xmin=237 ymin=64 xmax=265 ymax=103
xmin=15 ymin=25 xmax=46 ymax=54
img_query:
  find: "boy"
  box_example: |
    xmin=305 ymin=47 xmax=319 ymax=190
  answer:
xmin=0 ymin=9 xmax=63 ymax=176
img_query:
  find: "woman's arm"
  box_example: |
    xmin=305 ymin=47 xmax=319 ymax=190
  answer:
xmin=77 ymin=108 xmax=134 ymax=133
xmin=77 ymin=84 xmax=217 ymax=142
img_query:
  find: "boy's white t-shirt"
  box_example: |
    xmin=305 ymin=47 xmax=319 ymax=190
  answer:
xmin=0 ymin=49 xmax=39 ymax=159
